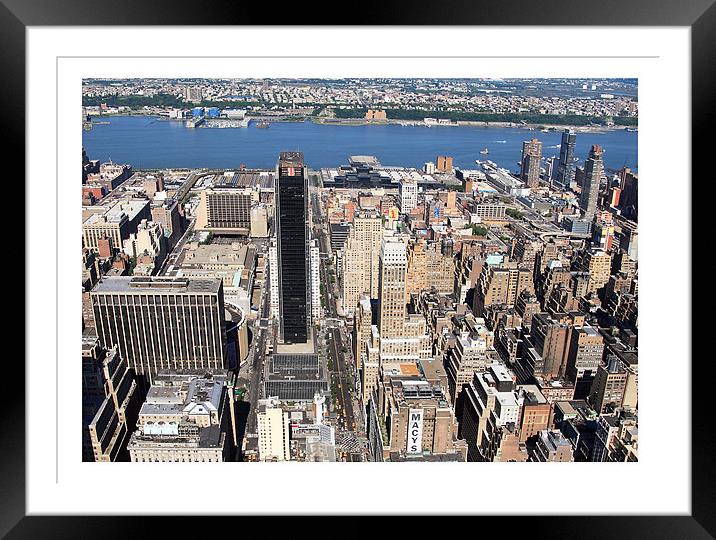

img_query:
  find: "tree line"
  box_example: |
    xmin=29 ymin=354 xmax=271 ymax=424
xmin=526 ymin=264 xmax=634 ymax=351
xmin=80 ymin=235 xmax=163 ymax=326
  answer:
xmin=334 ymin=107 xmax=638 ymax=126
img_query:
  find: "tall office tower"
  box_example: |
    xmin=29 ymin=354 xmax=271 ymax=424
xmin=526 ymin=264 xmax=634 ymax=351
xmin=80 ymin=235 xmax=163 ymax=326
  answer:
xmin=404 ymin=240 xmax=454 ymax=300
xmin=555 ymin=129 xmax=577 ymax=188
xmin=566 ymin=325 xmax=605 ymax=399
xmin=341 ymin=210 xmax=383 ymax=316
xmin=310 ymin=239 xmax=321 ymax=323
xmin=405 ymin=240 xmax=427 ymax=301
xmin=518 ymin=312 xmax=572 ymax=382
xmin=588 ymin=356 xmax=628 ymax=414
xmin=575 ymin=248 xmax=612 ymax=295
xmin=445 ymin=332 xmax=491 ymax=418
xmin=275 ymin=151 xmax=310 ymax=344
xmin=268 ymin=240 xmax=280 ymax=319
xmin=91 ymin=276 xmax=227 ymax=388
xmin=579 ymin=145 xmax=604 ymax=219
xmin=257 ymin=397 xmax=291 ymax=461
xmin=521 ymin=138 xmax=543 ymax=188
xmin=426 ymin=241 xmax=455 ymax=295
xmin=473 ymin=262 xmax=534 ymax=318
xmin=82 ymin=338 xmax=139 ymax=462
xmin=436 ymin=155 xmax=454 ymax=173
xmin=460 ymin=363 xmax=521 ymax=462
xmin=617 ymin=167 xmax=638 ymax=221
xmin=399 ymin=179 xmax=418 ymax=214
xmin=378 ymin=235 xmax=408 ymax=339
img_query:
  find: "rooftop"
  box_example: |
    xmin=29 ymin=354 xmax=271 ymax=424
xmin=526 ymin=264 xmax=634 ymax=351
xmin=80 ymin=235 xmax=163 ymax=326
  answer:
xmin=83 ymin=198 xmax=149 ymax=226
xmin=179 ymin=242 xmax=256 ymax=268
xmin=91 ymin=276 xmax=222 ymax=294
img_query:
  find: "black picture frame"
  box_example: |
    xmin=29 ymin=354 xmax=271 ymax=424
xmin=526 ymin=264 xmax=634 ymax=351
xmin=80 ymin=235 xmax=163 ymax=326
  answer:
xmin=5 ymin=0 xmax=711 ymax=537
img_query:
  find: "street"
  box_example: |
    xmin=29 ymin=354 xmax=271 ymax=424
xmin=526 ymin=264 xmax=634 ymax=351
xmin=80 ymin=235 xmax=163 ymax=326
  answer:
xmin=312 ymin=174 xmax=368 ymax=458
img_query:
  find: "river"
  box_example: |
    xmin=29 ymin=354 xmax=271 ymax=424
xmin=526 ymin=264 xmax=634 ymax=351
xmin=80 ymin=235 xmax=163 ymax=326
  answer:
xmin=82 ymin=116 xmax=638 ymax=173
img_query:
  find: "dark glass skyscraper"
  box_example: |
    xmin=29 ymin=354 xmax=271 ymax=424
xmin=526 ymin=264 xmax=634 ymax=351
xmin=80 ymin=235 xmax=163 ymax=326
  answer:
xmin=579 ymin=144 xmax=604 ymax=219
xmin=555 ymin=129 xmax=577 ymax=188
xmin=276 ymin=151 xmax=310 ymax=344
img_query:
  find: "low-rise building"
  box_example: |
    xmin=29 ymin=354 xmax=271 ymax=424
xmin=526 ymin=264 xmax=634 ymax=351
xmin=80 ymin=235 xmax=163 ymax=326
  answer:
xmin=128 ymin=370 xmax=234 ymax=462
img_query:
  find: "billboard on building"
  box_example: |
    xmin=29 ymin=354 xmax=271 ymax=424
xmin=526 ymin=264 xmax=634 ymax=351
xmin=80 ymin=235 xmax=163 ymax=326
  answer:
xmin=407 ymin=408 xmax=424 ymax=454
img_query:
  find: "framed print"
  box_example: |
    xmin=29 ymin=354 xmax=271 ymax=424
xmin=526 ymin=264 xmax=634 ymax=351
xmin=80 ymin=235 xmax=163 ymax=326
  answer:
xmin=7 ymin=0 xmax=713 ymax=537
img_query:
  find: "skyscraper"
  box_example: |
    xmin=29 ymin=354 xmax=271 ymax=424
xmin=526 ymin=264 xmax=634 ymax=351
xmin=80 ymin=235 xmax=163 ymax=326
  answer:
xmin=579 ymin=145 xmax=604 ymax=219
xmin=521 ymin=138 xmax=543 ymax=188
xmin=341 ymin=210 xmax=383 ymax=315
xmin=555 ymin=129 xmax=577 ymax=188
xmin=378 ymin=235 xmax=408 ymax=339
xmin=275 ymin=151 xmax=309 ymax=344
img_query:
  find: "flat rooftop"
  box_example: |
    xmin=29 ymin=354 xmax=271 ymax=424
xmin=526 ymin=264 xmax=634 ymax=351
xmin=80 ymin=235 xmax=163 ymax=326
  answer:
xmin=91 ymin=276 xmax=222 ymax=294
xmin=83 ymin=198 xmax=148 ymax=226
xmin=179 ymin=242 xmax=256 ymax=268
xmin=263 ymin=353 xmax=328 ymax=402
xmin=213 ymin=171 xmax=272 ymax=189
xmin=279 ymin=151 xmax=304 ymax=167
xmin=349 ymin=155 xmax=381 ymax=167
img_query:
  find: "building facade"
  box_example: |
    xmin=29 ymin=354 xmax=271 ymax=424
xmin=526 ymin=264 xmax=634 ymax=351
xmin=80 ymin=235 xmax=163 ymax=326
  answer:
xmin=310 ymin=239 xmax=321 ymax=323
xmin=579 ymin=144 xmax=604 ymax=219
xmin=378 ymin=235 xmax=408 ymax=339
xmin=555 ymin=129 xmax=577 ymax=188
xmin=257 ymin=397 xmax=291 ymax=461
xmin=128 ymin=370 xmax=233 ymax=462
xmin=521 ymin=138 xmax=543 ymax=188
xmin=399 ymin=179 xmax=418 ymax=214
xmin=91 ymin=276 xmax=227 ymax=387
xmin=275 ymin=151 xmax=310 ymax=344
xmin=341 ymin=211 xmax=383 ymax=315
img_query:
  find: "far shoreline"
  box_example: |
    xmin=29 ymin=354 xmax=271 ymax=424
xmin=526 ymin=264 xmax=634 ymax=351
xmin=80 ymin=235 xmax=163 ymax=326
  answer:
xmin=311 ymin=117 xmax=634 ymax=133
xmin=88 ymin=112 xmax=636 ymax=134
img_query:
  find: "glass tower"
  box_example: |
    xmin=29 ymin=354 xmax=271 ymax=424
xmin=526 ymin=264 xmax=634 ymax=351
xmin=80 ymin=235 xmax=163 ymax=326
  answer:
xmin=555 ymin=129 xmax=577 ymax=188
xmin=275 ymin=151 xmax=310 ymax=344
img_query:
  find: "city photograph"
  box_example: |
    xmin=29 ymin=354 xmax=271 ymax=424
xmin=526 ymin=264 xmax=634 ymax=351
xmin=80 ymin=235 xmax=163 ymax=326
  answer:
xmin=81 ymin=77 xmax=639 ymax=464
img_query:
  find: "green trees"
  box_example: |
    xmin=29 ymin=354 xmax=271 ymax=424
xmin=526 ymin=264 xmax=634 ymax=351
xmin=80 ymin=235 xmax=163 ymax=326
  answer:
xmin=82 ymin=93 xmax=185 ymax=109
xmin=82 ymin=93 xmax=262 ymax=111
xmin=331 ymin=107 xmax=637 ymax=126
xmin=505 ymin=208 xmax=525 ymax=220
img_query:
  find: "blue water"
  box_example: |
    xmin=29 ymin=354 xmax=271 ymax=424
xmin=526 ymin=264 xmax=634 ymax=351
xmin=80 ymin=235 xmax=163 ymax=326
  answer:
xmin=82 ymin=116 xmax=638 ymax=173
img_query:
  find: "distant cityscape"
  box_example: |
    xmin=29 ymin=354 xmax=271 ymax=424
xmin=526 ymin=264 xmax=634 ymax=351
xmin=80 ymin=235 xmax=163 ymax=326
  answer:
xmin=82 ymin=78 xmax=638 ymax=463
xmin=82 ymin=77 xmax=638 ymax=127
